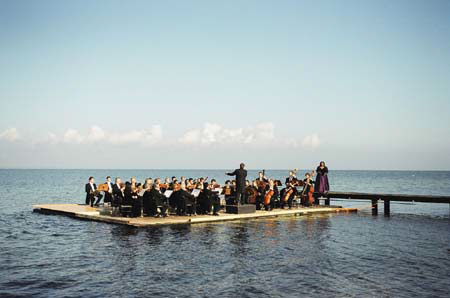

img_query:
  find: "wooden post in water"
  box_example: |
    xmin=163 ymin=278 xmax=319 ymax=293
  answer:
xmin=384 ymin=199 xmax=390 ymax=216
xmin=372 ymin=199 xmax=378 ymax=216
xmin=325 ymin=196 xmax=330 ymax=206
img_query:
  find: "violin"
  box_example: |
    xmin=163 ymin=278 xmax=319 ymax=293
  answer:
xmin=159 ymin=183 xmax=169 ymax=189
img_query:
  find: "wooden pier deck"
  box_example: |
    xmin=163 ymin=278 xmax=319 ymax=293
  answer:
xmin=32 ymin=204 xmax=358 ymax=227
xmin=322 ymin=191 xmax=450 ymax=215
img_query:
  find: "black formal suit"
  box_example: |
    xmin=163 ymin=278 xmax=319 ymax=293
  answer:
xmin=112 ymin=183 xmax=124 ymax=207
xmin=175 ymin=189 xmax=196 ymax=216
xmin=148 ymin=188 xmax=168 ymax=216
xmin=85 ymin=183 xmax=97 ymax=206
xmin=199 ymin=188 xmax=220 ymax=215
xmin=226 ymin=168 xmax=247 ymax=204
xmin=104 ymin=181 xmax=113 ymax=203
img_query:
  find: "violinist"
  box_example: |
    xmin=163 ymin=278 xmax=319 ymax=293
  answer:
xmin=210 ymin=179 xmax=220 ymax=191
xmin=301 ymin=172 xmax=315 ymax=207
xmin=222 ymin=180 xmax=235 ymax=205
xmin=143 ymin=178 xmax=153 ymax=190
xmin=112 ymin=177 xmax=124 ymax=207
xmin=160 ymin=178 xmax=170 ymax=192
xmin=186 ymin=180 xmax=195 ymax=192
xmin=104 ymin=176 xmax=113 ymax=205
xmin=170 ymin=178 xmax=179 ymax=191
xmin=175 ymin=183 xmax=196 ymax=216
xmin=148 ymin=182 xmax=168 ymax=217
xmin=142 ymin=178 xmax=153 ymax=215
xmin=198 ymin=182 xmax=220 ymax=215
xmin=124 ymin=178 xmax=142 ymax=217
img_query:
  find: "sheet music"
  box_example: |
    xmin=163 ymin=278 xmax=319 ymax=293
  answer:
xmin=191 ymin=189 xmax=201 ymax=197
xmin=164 ymin=190 xmax=173 ymax=198
xmin=219 ymin=194 xmax=226 ymax=205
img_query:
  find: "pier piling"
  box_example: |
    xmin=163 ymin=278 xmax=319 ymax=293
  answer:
xmin=371 ymin=199 xmax=378 ymax=216
xmin=384 ymin=199 xmax=390 ymax=216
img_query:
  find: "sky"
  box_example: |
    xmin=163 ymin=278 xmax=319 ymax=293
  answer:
xmin=0 ymin=0 xmax=449 ymax=170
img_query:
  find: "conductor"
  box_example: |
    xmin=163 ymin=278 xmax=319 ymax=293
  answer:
xmin=226 ymin=163 xmax=247 ymax=205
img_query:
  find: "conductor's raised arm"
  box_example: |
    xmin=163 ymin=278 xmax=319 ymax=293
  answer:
xmin=226 ymin=170 xmax=237 ymax=176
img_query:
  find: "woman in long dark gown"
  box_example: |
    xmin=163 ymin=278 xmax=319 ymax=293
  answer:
xmin=314 ymin=161 xmax=330 ymax=195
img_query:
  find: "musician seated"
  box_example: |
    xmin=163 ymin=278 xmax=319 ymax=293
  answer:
xmin=104 ymin=176 xmax=113 ymax=206
xmin=301 ymin=172 xmax=315 ymax=207
xmin=245 ymin=180 xmax=258 ymax=205
xmin=147 ymin=182 xmax=168 ymax=217
xmin=123 ymin=178 xmax=142 ymax=217
xmin=174 ymin=183 xmax=196 ymax=216
xmin=85 ymin=176 xmax=102 ymax=207
xmin=112 ymin=178 xmax=124 ymax=207
xmin=280 ymin=180 xmax=298 ymax=209
xmin=264 ymin=179 xmax=276 ymax=211
xmin=197 ymin=183 xmax=220 ymax=215
xmin=222 ymin=180 xmax=235 ymax=205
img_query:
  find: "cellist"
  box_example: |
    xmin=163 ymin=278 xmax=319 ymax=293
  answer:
xmin=245 ymin=180 xmax=258 ymax=205
xmin=280 ymin=171 xmax=299 ymax=209
xmin=301 ymin=171 xmax=315 ymax=207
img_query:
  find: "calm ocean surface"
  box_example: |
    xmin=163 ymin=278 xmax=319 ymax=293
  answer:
xmin=0 ymin=169 xmax=449 ymax=298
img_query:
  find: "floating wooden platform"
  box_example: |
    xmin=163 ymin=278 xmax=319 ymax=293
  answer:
xmin=323 ymin=191 xmax=450 ymax=215
xmin=32 ymin=204 xmax=358 ymax=227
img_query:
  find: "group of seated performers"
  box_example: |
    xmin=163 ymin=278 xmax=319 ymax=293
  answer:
xmin=84 ymin=164 xmax=328 ymax=218
xmin=85 ymin=176 xmax=222 ymax=218
xmin=224 ymin=170 xmax=317 ymax=211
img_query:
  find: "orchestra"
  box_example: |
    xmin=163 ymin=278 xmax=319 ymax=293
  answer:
xmin=85 ymin=163 xmax=326 ymax=218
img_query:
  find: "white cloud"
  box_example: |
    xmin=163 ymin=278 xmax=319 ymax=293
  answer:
xmin=63 ymin=129 xmax=85 ymax=144
xmin=285 ymin=138 xmax=299 ymax=148
xmin=86 ymin=125 xmax=106 ymax=143
xmin=0 ymin=128 xmax=20 ymax=142
xmin=59 ymin=125 xmax=163 ymax=146
xmin=302 ymin=134 xmax=321 ymax=149
xmin=44 ymin=132 xmax=59 ymax=144
xmin=179 ymin=122 xmax=275 ymax=145
xmin=179 ymin=129 xmax=201 ymax=144
xmin=109 ymin=125 xmax=162 ymax=145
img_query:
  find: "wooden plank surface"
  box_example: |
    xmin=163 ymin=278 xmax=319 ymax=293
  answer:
xmin=33 ymin=204 xmax=358 ymax=227
xmin=325 ymin=192 xmax=450 ymax=203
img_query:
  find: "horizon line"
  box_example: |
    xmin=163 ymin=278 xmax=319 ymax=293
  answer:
xmin=0 ymin=168 xmax=449 ymax=172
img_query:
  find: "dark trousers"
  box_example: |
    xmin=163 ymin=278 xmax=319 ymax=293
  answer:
xmin=236 ymin=191 xmax=246 ymax=204
xmin=86 ymin=194 xmax=102 ymax=207
xmin=104 ymin=192 xmax=112 ymax=203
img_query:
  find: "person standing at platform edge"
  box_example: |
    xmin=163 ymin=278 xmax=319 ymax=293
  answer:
xmin=226 ymin=163 xmax=247 ymax=205
xmin=315 ymin=161 xmax=330 ymax=196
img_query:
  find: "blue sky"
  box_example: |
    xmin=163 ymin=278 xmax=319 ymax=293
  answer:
xmin=0 ymin=0 xmax=449 ymax=169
